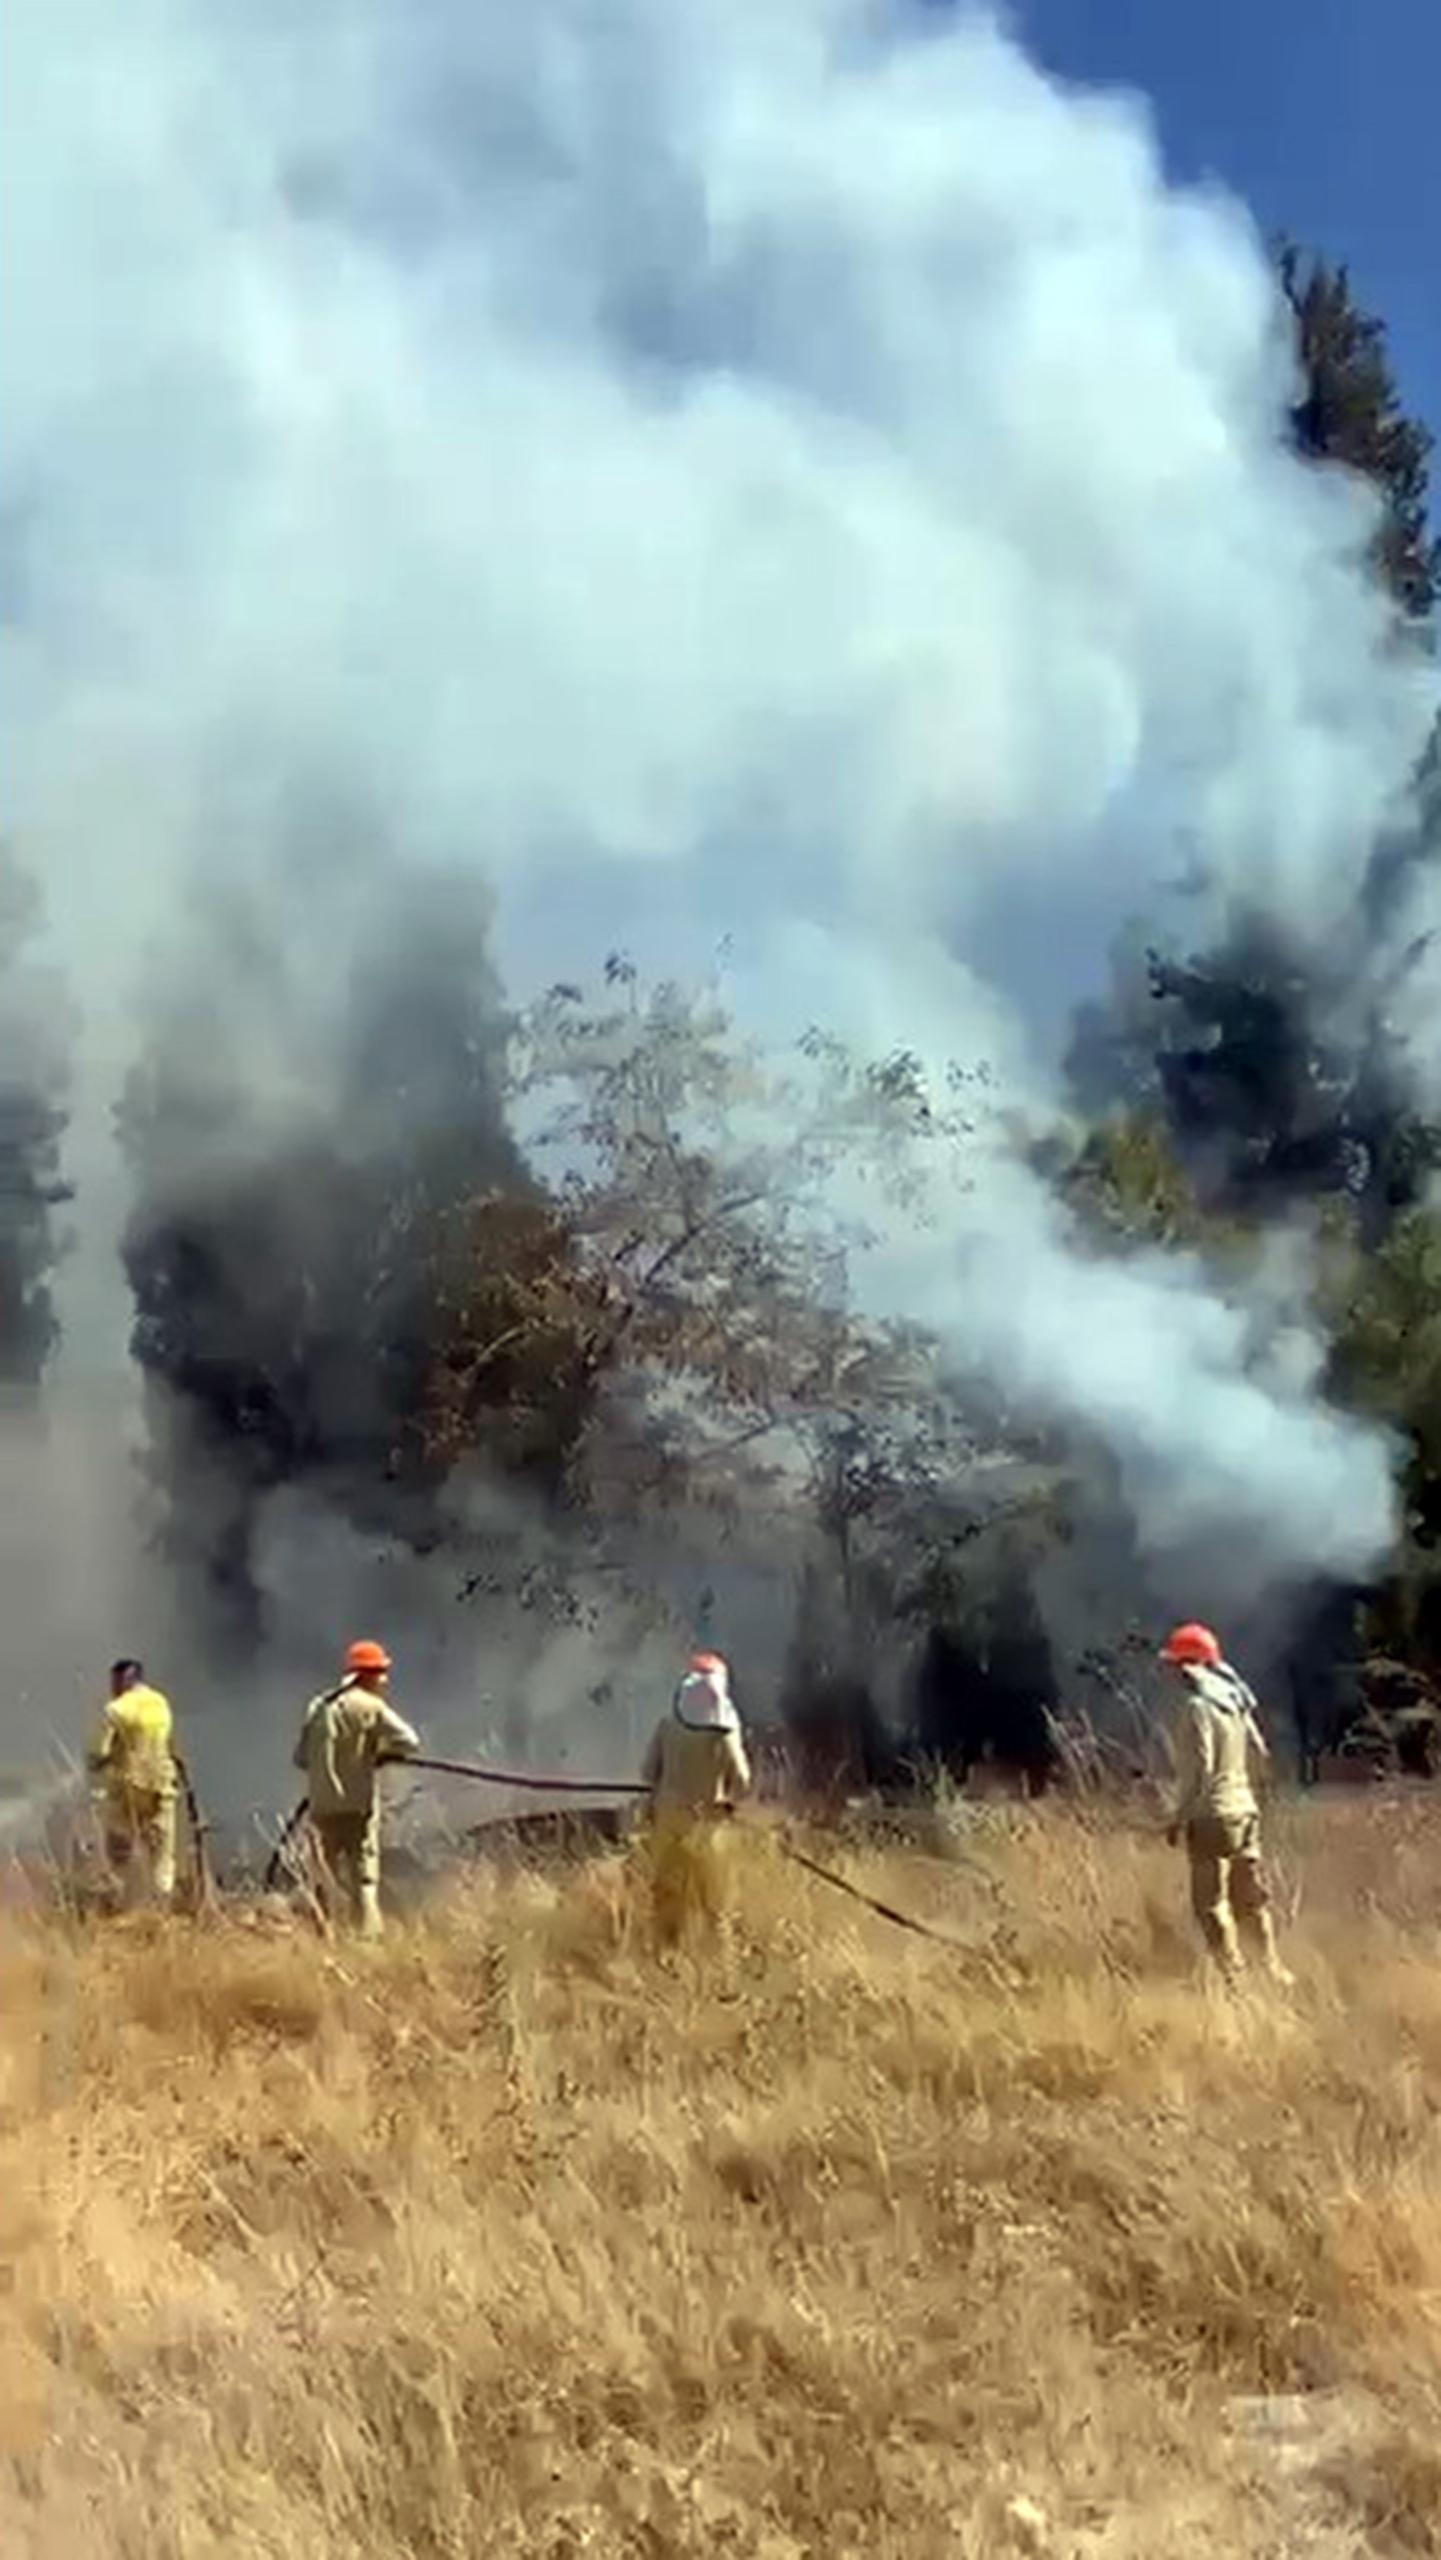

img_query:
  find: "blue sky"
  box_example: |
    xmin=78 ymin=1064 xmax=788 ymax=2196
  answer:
xmin=1011 ymin=0 xmax=1441 ymax=444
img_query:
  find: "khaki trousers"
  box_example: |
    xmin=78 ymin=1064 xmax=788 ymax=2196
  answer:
xmin=312 ymin=1809 xmax=383 ymax=1939
xmin=1186 ymin=1811 xmax=1283 ymax=1979
xmin=105 ymin=1788 xmax=178 ymax=1906
xmin=646 ymin=1811 xmax=737 ymax=1950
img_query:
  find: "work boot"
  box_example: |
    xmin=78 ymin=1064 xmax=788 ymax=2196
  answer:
xmin=1244 ymin=1909 xmax=1294 ymax=1988
xmin=1202 ymin=1912 xmax=1242 ymax=1981
xmin=1259 ymin=1941 xmax=1295 ymax=1990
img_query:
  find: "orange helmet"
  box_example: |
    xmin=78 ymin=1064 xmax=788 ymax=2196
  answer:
xmin=689 ymin=1650 xmax=727 ymax=1677
xmin=345 ymin=1639 xmax=392 ymax=1676
xmin=1159 ymin=1622 xmax=1221 ymax=1668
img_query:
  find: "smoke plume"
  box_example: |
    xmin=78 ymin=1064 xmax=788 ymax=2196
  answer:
xmin=5 ymin=0 xmax=1438 ymax=1699
xmin=0 ymin=850 xmax=73 ymax=1388
xmin=113 ymin=785 xmax=528 ymax=1632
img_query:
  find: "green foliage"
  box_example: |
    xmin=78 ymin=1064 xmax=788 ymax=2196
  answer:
xmin=1051 ymin=1111 xmax=1256 ymax=1290
xmin=1314 ymin=1210 xmax=1441 ymax=1692
xmin=1327 ymin=1209 xmax=1441 ymax=1543
xmin=1057 ymin=1111 xmax=1208 ymax=1251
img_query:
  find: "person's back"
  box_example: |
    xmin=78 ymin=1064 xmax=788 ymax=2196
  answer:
xmin=294 ymin=1642 xmax=418 ymax=1940
xmin=644 ymin=1658 xmax=751 ymax=1816
xmin=89 ymin=1659 xmax=179 ymax=1908
xmin=1174 ymin=1661 xmax=1267 ymax=1825
xmin=298 ymin=1681 xmax=412 ymax=1818
xmin=99 ymin=1681 xmax=176 ymax=1801
xmin=642 ymin=1653 xmax=752 ymax=1950
xmin=1162 ymin=1623 xmax=1288 ymax=1986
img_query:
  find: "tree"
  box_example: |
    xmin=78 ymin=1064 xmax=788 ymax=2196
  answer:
xmin=1052 ymin=245 xmax=1441 ymax=1758
xmin=1046 ymin=1108 xmax=1212 ymax=1253
xmin=1263 ymin=1204 xmax=1441 ymax=1765
xmin=433 ymin=961 xmax=1069 ymax=1767
xmin=1280 ymin=245 xmax=1439 ymax=622
xmin=1064 ymin=922 xmax=1430 ymax=1245
xmin=421 ymin=1190 xmax=608 ymax=1494
xmin=1066 ymin=250 xmax=1440 ymax=1236
xmin=493 ymin=960 xmax=988 ymax=1530
xmin=1325 ymin=1206 xmax=1441 ymax=1558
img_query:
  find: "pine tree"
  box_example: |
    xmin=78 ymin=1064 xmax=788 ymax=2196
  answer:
xmin=1280 ymin=244 xmax=1439 ymax=621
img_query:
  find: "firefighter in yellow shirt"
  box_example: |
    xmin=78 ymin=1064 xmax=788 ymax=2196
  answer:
xmin=89 ymin=1658 xmax=179 ymax=1908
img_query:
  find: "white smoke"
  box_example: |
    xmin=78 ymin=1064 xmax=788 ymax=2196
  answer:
xmin=4 ymin=0 xmax=1435 ymax=1592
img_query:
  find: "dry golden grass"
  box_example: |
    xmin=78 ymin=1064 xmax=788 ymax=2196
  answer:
xmin=3 ymin=1795 xmax=1441 ymax=2555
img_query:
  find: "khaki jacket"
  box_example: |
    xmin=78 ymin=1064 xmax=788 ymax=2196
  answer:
xmin=90 ymin=1684 xmax=178 ymax=1803
xmin=294 ymin=1680 xmax=419 ymax=1819
xmin=1172 ymin=1663 xmax=1269 ymax=1826
xmin=643 ymin=1676 xmax=752 ymax=1815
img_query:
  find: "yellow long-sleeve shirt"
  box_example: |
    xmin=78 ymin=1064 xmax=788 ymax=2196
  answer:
xmin=90 ymin=1684 xmax=177 ymax=1801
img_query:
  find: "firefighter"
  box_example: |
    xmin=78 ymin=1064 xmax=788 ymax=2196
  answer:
xmin=293 ymin=1640 xmax=419 ymax=1940
xmin=640 ymin=1650 xmax=752 ymax=1950
xmin=1161 ymin=1622 xmax=1291 ymax=1986
xmin=89 ymin=1658 xmax=179 ymax=1909
xmin=642 ymin=1650 xmax=752 ymax=1816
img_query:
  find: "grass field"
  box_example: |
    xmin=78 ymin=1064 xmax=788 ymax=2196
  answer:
xmin=3 ymin=1793 xmax=1441 ymax=2556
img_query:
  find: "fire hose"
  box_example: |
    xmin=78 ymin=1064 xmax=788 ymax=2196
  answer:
xmin=262 ymin=1752 xmax=649 ymax=1894
xmin=773 ymin=1837 xmax=984 ymax=1949
xmin=262 ymin=1750 xmax=990 ymax=1948
xmin=387 ymin=1752 xmax=650 ymax=1798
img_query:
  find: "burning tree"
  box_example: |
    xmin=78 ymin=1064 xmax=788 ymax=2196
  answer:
xmin=1057 ymin=247 xmax=1441 ymax=1762
xmin=1066 ymin=247 xmax=1439 ymax=1232
xmin=434 ymin=958 xmax=1068 ymax=1778
xmin=117 ymin=893 xmax=1036 ymax=1713
xmin=492 ymin=960 xmax=989 ymax=1520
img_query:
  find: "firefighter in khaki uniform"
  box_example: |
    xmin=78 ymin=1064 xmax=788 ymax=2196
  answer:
xmin=640 ymin=1651 xmax=753 ymax=1947
xmin=89 ymin=1658 xmax=180 ymax=1908
xmin=642 ymin=1651 xmax=752 ymax=1816
xmin=1161 ymin=1621 xmax=1292 ymax=1985
xmin=294 ymin=1640 xmax=419 ymax=1939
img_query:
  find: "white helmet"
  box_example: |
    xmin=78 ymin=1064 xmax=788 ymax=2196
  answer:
xmin=674 ymin=1653 xmax=736 ymax=1731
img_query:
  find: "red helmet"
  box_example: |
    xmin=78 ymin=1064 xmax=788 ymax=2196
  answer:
xmin=1159 ymin=1622 xmax=1221 ymax=1668
xmin=689 ymin=1650 xmax=727 ymax=1677
xmin=345 ymin=1639 xmax=392 ymax=1676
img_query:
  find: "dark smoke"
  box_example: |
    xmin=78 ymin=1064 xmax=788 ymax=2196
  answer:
xmin=912 ymin=1563 xmax=1060 ymax=1798
xmin=115 ymin=827 xmax=541 ymax=1642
